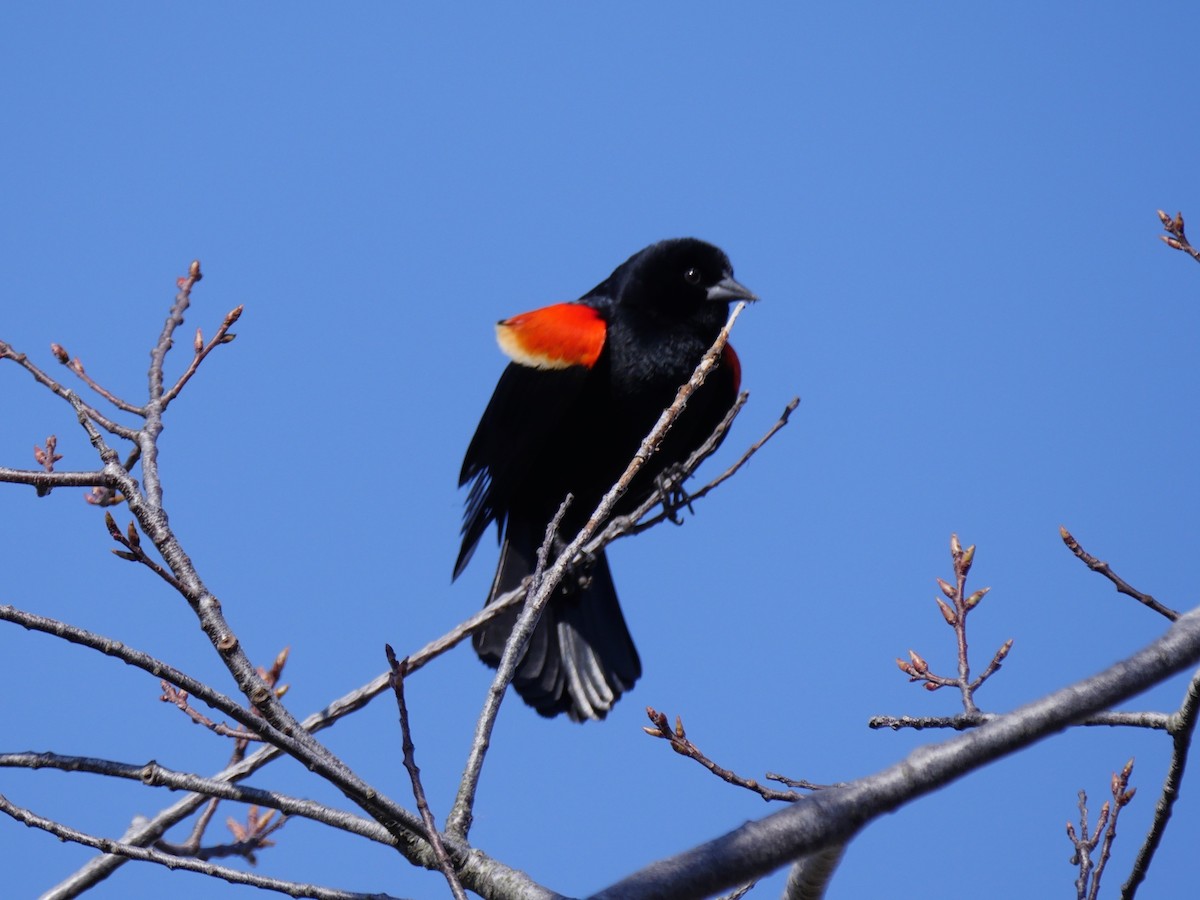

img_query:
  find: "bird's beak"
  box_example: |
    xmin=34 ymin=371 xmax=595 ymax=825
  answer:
xmin=707 ymin=275 xmax=758 ymax=303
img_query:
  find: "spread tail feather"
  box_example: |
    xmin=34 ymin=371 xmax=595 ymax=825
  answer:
xmin=472 ymin=522 xmax=641 ymax=722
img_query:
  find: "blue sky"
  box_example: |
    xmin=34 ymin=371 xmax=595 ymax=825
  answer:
xmin=2 ymin=5 xmax=1200 ymax=898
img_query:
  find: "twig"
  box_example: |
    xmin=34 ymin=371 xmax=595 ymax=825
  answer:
xmin=1157 ymin=209 xmax=1200 ymax=266
xmin=644 ymin=708 xmax=840 ymax=801
xmin=448 ymin=495 xmax=574 ymax=838
xmin=0 ymin=604 xmax=264 ymax=736
xmin=1122 ymin=667 xmax=1200 ymax=898
xmin=0 ymin=341 xmax=138 ymax=440
xmin=386 ymin=647 xmax=466 ymax=900
xmin=1060 ymin=527 xmax=1178 ymax=620
xmin=168 ymin=806 xmax=286 ymax=865
xmin=766 ymin=773 xmax=845 ymax=792
xmin=587 ymin=394 xmax=798 ymax=549
xmin=1066 ymin=760 xmax=1135 ymax=900
xmin=50 ymin=343 xmax=144 ymax=415
xmin=160 ymin=683 xmax=262 ymax=740
xmin=163 ymin=304 xmax=244 ymax=407
xmin=895 ymin=535 xmax=1012 ymax=714
xmin=103 ymin=511 xmax=185 ymax=592
xmin=148 ymin=260 xmax=202 ymax=404
xmin=717 ymin=882 xmax=756 ymax=900
xmin=0 ymin=794 xmax=399 ymax=900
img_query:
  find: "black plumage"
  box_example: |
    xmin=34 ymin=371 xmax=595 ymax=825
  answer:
xmin=455 ymin=238 xmax=755 ymax=721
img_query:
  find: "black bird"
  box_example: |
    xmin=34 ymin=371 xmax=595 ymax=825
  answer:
xmin=455 ymin=238 xmax=756 ymax=720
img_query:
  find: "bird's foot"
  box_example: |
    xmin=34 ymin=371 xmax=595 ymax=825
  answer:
xmin=655 ymin=463 xmax=695 ymax=525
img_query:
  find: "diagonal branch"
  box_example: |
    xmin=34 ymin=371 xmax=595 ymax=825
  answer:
xmin=0 ymin=342 xmax=138 ymax=441
xmin=0 ymin=794 xmax=401 ymax=900
xmin=1121 ymin=666 xmax=1200 ymax=898
xmin=0 ymin=752 xmax=395 ymax=846
xmin=1060 ymin=527 xmax=1178 ymax=621
xmin=593 ymin=606 xmax=1200 ymax=899
xmin=447 ymin=495 xmax=574 ymax=840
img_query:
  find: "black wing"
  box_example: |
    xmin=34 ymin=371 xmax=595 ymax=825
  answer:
xmin=454 ymin=361 xmax=592 ymax=578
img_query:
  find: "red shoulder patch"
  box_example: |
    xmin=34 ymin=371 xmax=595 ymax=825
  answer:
xmin=495 ymin=303 xmax=607 ymax=370
xmin=722 ymin=344 xmax=742 ymax=392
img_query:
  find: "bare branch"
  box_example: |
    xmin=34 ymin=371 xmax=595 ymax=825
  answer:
xmin=868 ymin=711 xmax=1171 ymax=731
xmin=160 ymin=683 xmax=262 ymax=741
xmin=148 ymin=260 xmax=203 ymax=404
xmin=1122 ymin=667 xmax=1200 ymax=897
xmin=448 ymin=495 xmax=574 ymax=838
xmin=103 ymin=511 xmax=185 ymax=592
xmin=894 ymin=535 xmax=1011 ymax=714
xmin=0 ymin=752 xmax=394 ymax=846
xmin=162 ymin=304 xmax=244 ymax=407
xmin=387 ymin=648 xmax=466 ymax=900
xmin=593 ymin=607 xmax=1200 ymax=899
xmin=50 ymin=344 xmax=144 ymax=415
xmin=783 ymin=844 xmax=847 ymax=900
xmin=0 ymin=466 xmax=115 ymax=492
xmin=0 ymin=793 xmax=402 ymax=900
xmin=643 ymin=708 xmax=838 ymax=802
xmin=1060 ymin=526 xmax=1178 ymax=621
xmin=0 ymin=341 xmax=138 ymax=440
xmin=1067 ymin=759 xmax=1135 ymax=900
xmin=0 ymin=604 xmax=262 ymax=735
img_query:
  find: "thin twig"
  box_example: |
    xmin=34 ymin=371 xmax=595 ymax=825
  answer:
xmin=895 ymin=535 xmax=1011 ymax=713
xmin=148 ymin=260 xmax=202 ymax=404
xmin=1090 ymin=760 xmax=1135 ymax=900
xmin=160 ymin=683 xmax=262 ymax=741
xmin=162 ymin=304 xmax=244 ymax=407
xmin=766 ymin=773 xmax=846 ymax=792
xmin=1157 ymin=209 xmax=1200 ymax=266
xmin=644 ymin=708 xmax=842 ymax=801
xmin=0 ymin=341 xmax=138 ymax=440
xmin=1066 ymin=760 xmax=1135 ymax=900
xmin=0 ymin=604 xmax=263 ymax=735
xmin=103 ymin=511 xmax=185 ymax=592
xmin=1060 ymin=526 xmax=1178 ymax=621
xmin=50 ymin=344 xmax=145 ymax=415
xmin=0 ymin=793 xmax=400 ymax=900
xmin=447 ymin=495 xmax=574 ymax=838
xmin=386 ymin=647 xmax=466 ymax=900
xmin=589 ymin=394 xmax=798 ymax=548
xmin=170 ymin=806 xmax=286 ymax=864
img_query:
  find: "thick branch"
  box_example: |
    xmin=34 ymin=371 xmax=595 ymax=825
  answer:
xmin=594 ymin=607 xmax=1200 ymax=899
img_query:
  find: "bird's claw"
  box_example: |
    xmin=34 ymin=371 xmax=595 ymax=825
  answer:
xmin=655 ymin=464 xmax=695 ymax=525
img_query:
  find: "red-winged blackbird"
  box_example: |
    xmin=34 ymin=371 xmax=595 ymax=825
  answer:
xmin=455 ymin=238 xmax=756 ymax=721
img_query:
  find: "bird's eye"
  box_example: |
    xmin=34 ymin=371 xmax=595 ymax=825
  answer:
xmin=683 ymin=267 xmax=702 ymax=285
